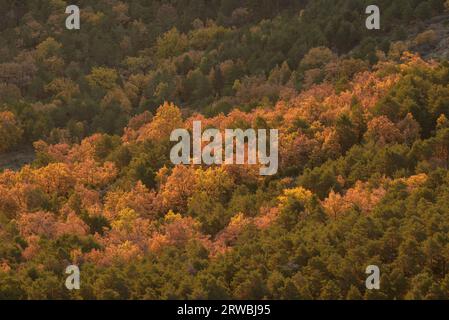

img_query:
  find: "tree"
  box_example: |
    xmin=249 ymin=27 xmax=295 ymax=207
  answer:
xmin=398 ymin=113 xmax=421 ymax=145
xmin=277 ymin=187 xmax=314 ymax=228
xmin=336 ymin=114 xmax=358 ymax=153
xmin=86 ymin=67 xmax=119 ymax=91
xmin=0 ymin=111 xmax=23 ymax=153
xmin=44 ymin=78 xmax=80 ymax=101
xmin=364 ymin=116 xmax=402 ymax=146
xmin=36 ymin=37 xmax=62 ymax=61
xmin=299 ymin=47 xmax=335 ymax=72
xmin=136 ymin=102 xmax=183 ymax=142
xmin=414 ymin=30 xmax=438 ymax=47
xmin=211 ymin=66 xmax=224 ymax=95
xmin=156 ymin=28 xmax=188 ymax=60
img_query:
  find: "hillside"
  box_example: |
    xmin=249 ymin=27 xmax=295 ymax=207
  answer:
xmin=1 ymin=0 xmax=449 ymax=300
xmin=0 ymin=0 xmax=447 ymax=145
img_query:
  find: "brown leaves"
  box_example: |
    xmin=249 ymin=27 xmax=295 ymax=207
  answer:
xmin=365 ymin=116 xmax=402 ymax=146
xmin=322 ymin=181 xmax=387 ymax=218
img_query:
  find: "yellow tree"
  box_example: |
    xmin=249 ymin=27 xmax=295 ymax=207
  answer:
xmin=45 ymin=77 xmax=80 ymax=101
xmin=86 ymin=67 xmax=118 ymax=91
xmin=36 ymin=37 xmax=62 ymax=61
xmin=137 ymin=102 xmax=183 ymax=142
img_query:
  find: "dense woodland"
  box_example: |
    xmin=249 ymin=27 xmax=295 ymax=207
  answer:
xmin=1 ymin=0 xmax=449 ymax=299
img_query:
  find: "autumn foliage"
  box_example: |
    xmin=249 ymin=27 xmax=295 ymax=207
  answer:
xmin=1 ymin=0 xmax=449 ymax=300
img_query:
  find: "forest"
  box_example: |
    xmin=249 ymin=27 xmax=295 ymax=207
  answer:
xmin=1 ymin=0 xmax=449 ymax=299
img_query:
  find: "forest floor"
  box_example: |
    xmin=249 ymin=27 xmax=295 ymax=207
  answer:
xmin=0 ymin=146 xmax=35 ymax=171
xmin=411 ymin=13 xmax=449 ymax=59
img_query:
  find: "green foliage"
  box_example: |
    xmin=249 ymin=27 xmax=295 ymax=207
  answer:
xmin=0 ymin=0 xmax=448 ymax=301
